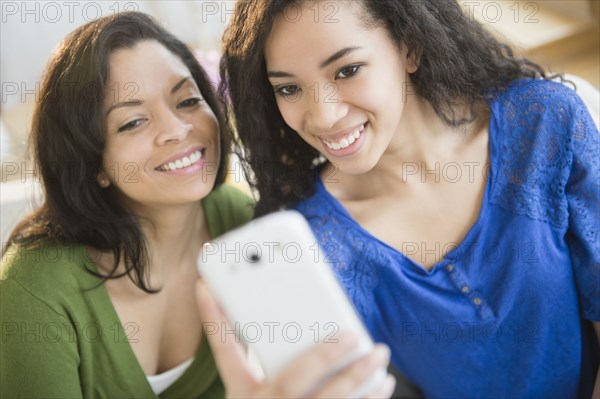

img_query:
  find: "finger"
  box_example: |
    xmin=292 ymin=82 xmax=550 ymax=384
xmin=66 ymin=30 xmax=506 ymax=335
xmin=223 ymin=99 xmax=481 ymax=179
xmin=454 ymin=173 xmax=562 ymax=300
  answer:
xmin=195 ymin=280 xmax=258 ymax=394
xmin=266 ymin=331 xmax=361 ymax=397
xmin=365 ymin=374 xmax=396 ymax=399
xmin=312 ymin=344 xmax=391 ymax=399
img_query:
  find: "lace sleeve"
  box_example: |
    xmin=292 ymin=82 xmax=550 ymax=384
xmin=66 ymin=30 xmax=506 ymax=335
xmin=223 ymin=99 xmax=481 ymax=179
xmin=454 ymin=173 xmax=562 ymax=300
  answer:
xmin=564 ymin=87 xmax=600 ymax=321
xmin=490 ymin=80 xmax=599 ymax=320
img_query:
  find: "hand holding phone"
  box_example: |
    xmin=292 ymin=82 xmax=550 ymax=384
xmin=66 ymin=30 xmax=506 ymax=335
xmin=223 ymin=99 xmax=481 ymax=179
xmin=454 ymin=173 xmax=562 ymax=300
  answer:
xmin=197 ymin=211 xmax=391 ymax=397
xmin=196 ymin=280 xmax=395 ymax=398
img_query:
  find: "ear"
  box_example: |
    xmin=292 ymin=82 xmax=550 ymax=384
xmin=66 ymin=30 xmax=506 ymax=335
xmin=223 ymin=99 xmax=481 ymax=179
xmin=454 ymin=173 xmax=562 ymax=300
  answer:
xmin=97 ymin=172 xmax=110 ymax=188
xmin=404 ymin=46 xmax=420 ymax=74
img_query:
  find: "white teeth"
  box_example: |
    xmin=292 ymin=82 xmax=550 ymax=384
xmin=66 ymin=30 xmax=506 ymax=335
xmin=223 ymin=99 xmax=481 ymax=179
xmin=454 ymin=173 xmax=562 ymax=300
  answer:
xmin=324 ymin=124 xmax=365 ymax=150
xmin=159 ymin=150 xmax=203 ymax=171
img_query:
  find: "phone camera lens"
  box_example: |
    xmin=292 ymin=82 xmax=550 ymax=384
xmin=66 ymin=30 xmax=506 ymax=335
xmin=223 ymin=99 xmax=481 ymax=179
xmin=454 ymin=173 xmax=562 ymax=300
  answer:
xmin=249 ymin=253 xmax=260 ymax=263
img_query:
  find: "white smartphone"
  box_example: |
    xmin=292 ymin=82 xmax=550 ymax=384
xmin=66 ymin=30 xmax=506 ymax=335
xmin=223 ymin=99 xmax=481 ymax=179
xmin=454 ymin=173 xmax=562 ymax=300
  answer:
xmin=197 ymin=210 xmax=386 ymax=397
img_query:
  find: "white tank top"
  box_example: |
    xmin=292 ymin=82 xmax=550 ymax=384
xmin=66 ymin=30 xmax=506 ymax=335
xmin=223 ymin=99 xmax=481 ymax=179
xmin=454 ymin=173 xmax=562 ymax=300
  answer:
xmin=146 ymin=358 xmax=194 ymax=395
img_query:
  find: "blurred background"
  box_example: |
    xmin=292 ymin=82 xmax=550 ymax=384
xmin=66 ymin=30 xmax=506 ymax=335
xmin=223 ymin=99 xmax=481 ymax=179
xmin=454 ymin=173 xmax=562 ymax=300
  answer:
xmin=1 ymin=0 xmax=599 ymax=242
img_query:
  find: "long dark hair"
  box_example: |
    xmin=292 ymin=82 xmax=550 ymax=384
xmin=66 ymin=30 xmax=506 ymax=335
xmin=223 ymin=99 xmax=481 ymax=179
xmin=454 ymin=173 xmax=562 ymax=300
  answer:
xmin=4 ymin=12 xmax=231 ymax=292
xmin=220 ymin=0 xmax=557 ymax=216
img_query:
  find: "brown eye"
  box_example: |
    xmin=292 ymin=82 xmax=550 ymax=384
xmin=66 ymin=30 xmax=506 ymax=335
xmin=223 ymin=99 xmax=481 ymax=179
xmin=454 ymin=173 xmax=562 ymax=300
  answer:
xmin=276 ymin=85 xmax=300 ymax=97
xmin=118 ymin=118 xmax=147 ymax=132
xmin=336 ymin=65 xmax=361 ymax=79
xmin=177 ymin=97 xmax=203 ymax=109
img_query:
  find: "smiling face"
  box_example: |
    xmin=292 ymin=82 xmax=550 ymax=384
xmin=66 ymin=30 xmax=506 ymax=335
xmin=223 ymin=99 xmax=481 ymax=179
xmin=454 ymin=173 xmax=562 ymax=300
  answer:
xmin=101 ymin=40 xmax=220 ymax=211
xmin=264 ymin=1 xmax=417 ymax=175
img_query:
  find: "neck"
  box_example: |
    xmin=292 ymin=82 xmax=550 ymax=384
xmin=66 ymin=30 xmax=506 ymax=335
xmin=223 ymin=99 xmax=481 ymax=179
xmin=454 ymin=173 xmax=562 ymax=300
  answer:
xmin=331 ymin=98 xmax=488 ymax=199
xmin=91 ymin=201 xmax=209 ymax=288
xmin=136 ymin=201 xmax=208 ymax=277
xmin=381 ymin=97 xmax=476 ymax=171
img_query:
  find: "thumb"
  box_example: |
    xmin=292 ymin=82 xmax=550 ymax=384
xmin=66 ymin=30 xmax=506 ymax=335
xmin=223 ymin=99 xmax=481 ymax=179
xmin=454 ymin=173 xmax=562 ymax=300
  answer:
xmin=195 ymin=280 xmax=260 ymax=395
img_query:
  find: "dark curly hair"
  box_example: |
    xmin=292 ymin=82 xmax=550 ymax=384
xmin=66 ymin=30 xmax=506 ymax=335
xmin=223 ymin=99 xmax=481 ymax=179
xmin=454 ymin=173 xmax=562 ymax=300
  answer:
xmin=4 ymin=12 xmax=231 ymax=292
xmin=220 ymin=0 xmax=558 ymax=216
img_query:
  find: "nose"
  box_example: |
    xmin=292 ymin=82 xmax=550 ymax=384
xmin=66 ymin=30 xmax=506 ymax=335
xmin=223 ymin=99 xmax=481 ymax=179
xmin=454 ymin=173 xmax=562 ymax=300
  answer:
xmin=304 ymin=83 xmax=347 ymax=132
xmin=155 ymin=108 xmax=193 ymax=145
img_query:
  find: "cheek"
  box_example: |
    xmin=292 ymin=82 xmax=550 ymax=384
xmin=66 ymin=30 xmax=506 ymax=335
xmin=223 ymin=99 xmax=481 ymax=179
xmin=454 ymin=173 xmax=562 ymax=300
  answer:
xmin=195 ymin=109 xmax=220 ymax=139
xmin=275 ymin=98 xmax=302 ymax=130
xmin=101 ymin=143 xmax=120 ymax=173
xmin=208 ymin=114 xmax=221 ymax=141
xmin=202 ymin=113 xmax=221 ymax=153
xmin=360 ymin=71 xmax=405 ymax=111
xmin=274 ymin=101 xmax=317 ymax=146
xmin=102 ymin=138 xmax=147 ymax=183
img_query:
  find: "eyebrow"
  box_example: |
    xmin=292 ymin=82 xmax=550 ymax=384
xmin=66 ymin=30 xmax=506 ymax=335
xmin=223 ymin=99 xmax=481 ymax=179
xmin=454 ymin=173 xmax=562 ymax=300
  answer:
xmin=170 ymin=76 xmax=193 ymax=94
xmin=105 ymin=99 xmax=143 ymax=116
xmin=106 ymin=76 xmax=193 ymax=115
xmin=267 ymin=47 xmax=362 ymax=78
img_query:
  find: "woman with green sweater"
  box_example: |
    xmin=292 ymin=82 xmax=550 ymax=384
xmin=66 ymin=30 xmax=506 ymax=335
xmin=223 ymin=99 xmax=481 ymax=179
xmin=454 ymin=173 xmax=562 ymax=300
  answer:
xmin=0 ymin=12 xmax=393 ymax=398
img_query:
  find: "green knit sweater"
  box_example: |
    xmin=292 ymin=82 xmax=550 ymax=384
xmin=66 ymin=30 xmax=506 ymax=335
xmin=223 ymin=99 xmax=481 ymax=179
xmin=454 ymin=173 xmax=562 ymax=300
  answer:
xmin=1 ymin=185 xmax=254 ymax=398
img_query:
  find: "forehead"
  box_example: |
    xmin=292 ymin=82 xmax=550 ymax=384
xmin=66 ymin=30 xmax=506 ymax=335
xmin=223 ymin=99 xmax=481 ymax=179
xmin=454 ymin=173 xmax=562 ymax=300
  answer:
xmin=265 ymin=1 xmax=371 ymax=65
xmin=106 ymin=40 xmax=192 ymax=98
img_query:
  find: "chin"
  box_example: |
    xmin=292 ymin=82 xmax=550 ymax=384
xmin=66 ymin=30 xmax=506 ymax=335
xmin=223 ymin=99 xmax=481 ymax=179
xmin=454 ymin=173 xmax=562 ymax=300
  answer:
xmin=192 ymin=185 xmax=216 ymax=201
xmin=330 ymin=157 xmax=379 ymax=177
xmin=340 ymin=166 xmax=374 ymax=176
xmin=171 ymin=185 xmax=215 ymax=205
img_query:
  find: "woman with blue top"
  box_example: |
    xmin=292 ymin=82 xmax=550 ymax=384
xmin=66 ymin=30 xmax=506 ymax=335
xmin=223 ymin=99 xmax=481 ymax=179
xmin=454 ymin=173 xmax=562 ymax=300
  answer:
xmin=0 ymin=11 xmax=394 ymax=398
xmin=220 ymin=0 xmax=600 ymax=397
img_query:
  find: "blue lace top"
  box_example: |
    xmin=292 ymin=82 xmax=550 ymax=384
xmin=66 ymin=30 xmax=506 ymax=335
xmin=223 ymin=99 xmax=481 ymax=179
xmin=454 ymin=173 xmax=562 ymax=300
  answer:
xmin=294 ymin=79 xmax=600 ymax=398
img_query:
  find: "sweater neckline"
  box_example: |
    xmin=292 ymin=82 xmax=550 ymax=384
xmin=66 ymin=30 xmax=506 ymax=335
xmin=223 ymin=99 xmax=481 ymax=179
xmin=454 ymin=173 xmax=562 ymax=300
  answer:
xmin=76 ymin=194 xmax=222 ymax=396
xmin=313 ymin=115 xmax=498 ymax=275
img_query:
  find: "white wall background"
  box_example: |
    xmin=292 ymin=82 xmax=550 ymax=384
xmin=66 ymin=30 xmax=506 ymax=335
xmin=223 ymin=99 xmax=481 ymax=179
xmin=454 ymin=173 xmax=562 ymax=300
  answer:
xmin=1 ymin=1 xmax=234 ymax=243
xmin=1 ymin=1 xmax=232 ymax=103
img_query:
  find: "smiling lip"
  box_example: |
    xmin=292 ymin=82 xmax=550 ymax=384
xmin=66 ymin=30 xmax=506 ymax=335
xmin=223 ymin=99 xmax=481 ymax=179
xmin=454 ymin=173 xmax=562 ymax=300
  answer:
xmin=155 ymin=146 xmax=205 ymax=172
xmin=319 ymin=122 xmax=367 ymax=156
